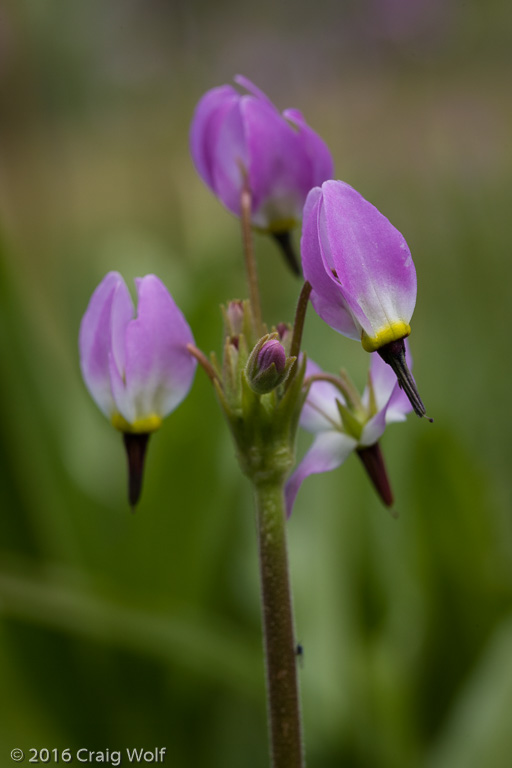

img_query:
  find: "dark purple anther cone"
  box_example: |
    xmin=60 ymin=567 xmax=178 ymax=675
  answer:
xmin=122 ymin=432 xmax=151 ymax=509
xmin=377 ymin=338 xmax=431 ymax=420
xmin=272 ymin=231 xmax=301 ymax=277
xmin=356 ymin=442 xmax=394 ymax=508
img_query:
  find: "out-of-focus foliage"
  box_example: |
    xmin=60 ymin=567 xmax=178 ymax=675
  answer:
xmin=1 ymin=1 xmax=511 ymax=766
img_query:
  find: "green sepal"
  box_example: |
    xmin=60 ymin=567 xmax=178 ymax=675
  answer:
xmin=366 ymin=368 xmax=378 ymax=418
xmin=274 ymin=353 xmax=308 ymax=442
xmin=335 ymin=399 xmax=363 ymax=441
xmin=208 ymin=298 xmax=309 ymax=487
xmin=215 ymin=354 xmax=307 ymax=486
xmin=248 ymin=355 xmax=296 ymax=395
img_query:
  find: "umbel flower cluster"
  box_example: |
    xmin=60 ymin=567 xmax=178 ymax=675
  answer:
xmin=79 ymin=74 xmax=431 ymax=768
xmin=80 ymin=75 xmax=428 ymax=511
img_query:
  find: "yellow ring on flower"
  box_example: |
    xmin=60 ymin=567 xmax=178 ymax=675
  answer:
xmin=111 ymin=412 xmax=162 ymax=434
xmin=361 ymin=322 xmax=411 ymax=352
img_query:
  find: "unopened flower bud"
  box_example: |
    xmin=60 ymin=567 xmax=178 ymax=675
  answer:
xmin=225 ymin=300 xmax=245 ymax=337
xmin=259 ymin=338 xmax=286 ymax=372
xmin=275 ymin=322 xmax=293 ymax=350
xmin=246 ymin=335 xmax=294 ymax=395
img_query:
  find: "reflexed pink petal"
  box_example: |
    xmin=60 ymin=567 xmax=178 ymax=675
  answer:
xmin=108 ymin=347 xmax=134 ymax=424
xmin=385 ymin=378 xmax=414 ymax=422
xmin=234 ymin=74 xmax=275 ymax=108
xmin=190 ymin=77 xmax=334 ymax=232
xmin=302 ymin=188 xmax=361 ymax=339
xmin=365 ymin=346 xmax=400 ymax=410
xmin=283 ymin=108 xmax=334 ymax=191
xmin=109 ymin=278 xmax=134 ymax=382
xmin=79 ymin=271 xmax=125 ymax=417
xmin=242 ymin=96 xmax=305 ymax=224
xmin=300 ymin=358 xmax=344 ymax=433
xmin=211 ymin=100 xmax=248 ymax=216
xmin=285 ymin=431 xmax=356 ymax=517
xmin=360 ymin=408 xmax=388 ymax=447
xmin=189 ymin=84 xmax=239 ymax=188
xmin=119 ymin=275 xmax=196 ymax=423
xmin=320 ymin=180 xmax=417 ymax=339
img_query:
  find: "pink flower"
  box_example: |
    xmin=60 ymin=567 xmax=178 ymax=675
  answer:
xmin=79 ymin=272 xmax=197 ymax=506
xmin=301 ymin=180 xmax=428 ymax=417
xmin=285 ymin=347 xmax=414 ymax=516
xmin=79 ymin=272 xmax=196 ymax=433
xmin=190 ymin=75 xmax=334 ymax=235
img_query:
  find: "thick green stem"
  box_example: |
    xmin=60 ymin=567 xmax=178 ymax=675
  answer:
xmin=254 ymin=480 xmax=304 ymax=768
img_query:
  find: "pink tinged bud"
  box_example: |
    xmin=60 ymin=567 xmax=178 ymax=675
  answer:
xmin=246 ymin=335 xmax=293 ymax=395
xmin=190 ymin=76 xmax=334 ymax=234
xmin=258 ymin=339 xmax=287 ymax=374
xmin=276 ymin=322 xmax=293 ymax=351
xmin=225 ymin=300 xmax=245 ymax=337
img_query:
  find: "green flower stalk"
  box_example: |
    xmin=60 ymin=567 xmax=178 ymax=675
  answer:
xmin=188 ymin=206 xmax=311 ymax=767
xmin=189 ymin=296 xmax=308 ymax=768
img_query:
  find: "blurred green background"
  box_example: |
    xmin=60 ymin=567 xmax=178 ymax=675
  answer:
xmin=1 ymin=1 xmax=511 ymax=766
